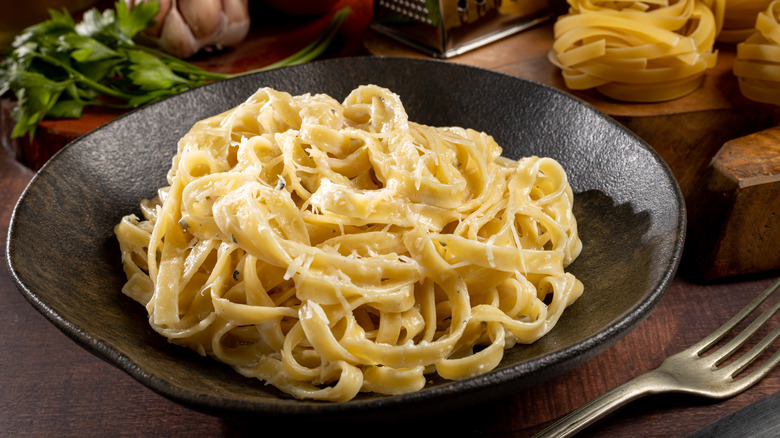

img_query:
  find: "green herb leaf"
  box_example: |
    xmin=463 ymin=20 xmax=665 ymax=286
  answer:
xmin=63 ymin=33 xmax=118 ymax=62
xmin=48 ymin=98 xmax=87 ymax=119
xmin=8 ymin=68 xmax=68 ymax=138
xmin=75 ymin=8 xmax=127 ymax=45
xmin=125 ymin=49 xmax=188 ymax=90
xmin=116 ymin=0 xmax=158 ymax=40
xmin=76 ymin=58 xmax=118 ymax=82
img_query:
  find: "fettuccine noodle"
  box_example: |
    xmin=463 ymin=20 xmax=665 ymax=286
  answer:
xmin=114 ymin=85 xmax=584 ymax=402
xmin=733 ymin=0 xmax=780 ymax=105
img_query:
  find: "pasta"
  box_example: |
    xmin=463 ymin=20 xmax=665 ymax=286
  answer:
xmin=114 ymin=85 xmax=584 ymax=402
xmin=718 ymin=0 xmax=772 ymax=43
xmin=733 ymin=0 xmax=780 ymax=105
xmin=549 ymin=0 xmax=721 ymax=102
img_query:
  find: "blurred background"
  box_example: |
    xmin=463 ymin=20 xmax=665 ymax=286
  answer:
xmin=0 ymin=0 xmax=100 ymax=48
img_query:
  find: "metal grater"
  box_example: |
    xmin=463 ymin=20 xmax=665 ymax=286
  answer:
xmin=371 ymin=0 xmax=553 ymax=58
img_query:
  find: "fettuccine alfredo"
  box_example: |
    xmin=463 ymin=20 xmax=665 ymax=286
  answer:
xmin=114 ymin=85 xmax=584 ymax=402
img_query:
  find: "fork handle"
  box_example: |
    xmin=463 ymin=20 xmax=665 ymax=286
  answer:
xmin=532 ymin=370 xmax=670 ymax=438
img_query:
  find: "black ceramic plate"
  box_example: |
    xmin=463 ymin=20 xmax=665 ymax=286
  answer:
xmin=7 ymin=56 xmax=685 ymax=421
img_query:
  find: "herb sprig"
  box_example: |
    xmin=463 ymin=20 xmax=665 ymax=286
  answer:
xmin=0 ymin=2 xmax=351 ymax=139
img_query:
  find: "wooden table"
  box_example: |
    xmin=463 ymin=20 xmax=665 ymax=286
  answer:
xmin=2 ymin=2 xmax=780 ymax=436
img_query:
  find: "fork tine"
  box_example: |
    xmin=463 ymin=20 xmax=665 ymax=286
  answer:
xmin=725 ymin=340 xmax=780 ymax=393
xmin=722 ymin=317 xmax=780 ymax=378
xmin=691 ymin=277 xmax=780 ymax=357
xmin=704 ymin=292 xmax=780 ymax=367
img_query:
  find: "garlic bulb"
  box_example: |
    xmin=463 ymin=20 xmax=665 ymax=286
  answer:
xmin=126 ymin=0 xmax=251 ymax=58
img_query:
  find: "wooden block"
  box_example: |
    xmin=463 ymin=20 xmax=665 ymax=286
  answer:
xmin=683 ymin=126 xmax=780 ymax=280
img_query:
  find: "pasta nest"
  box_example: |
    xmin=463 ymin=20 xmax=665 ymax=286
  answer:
xmin=718 ymin=0 xmax=774 ymax=43
xmin=549 ymin=0 xmax=722 ymax=102
xmin=733 ymin=0 xmax=780 ymax=105
xmin=114 ymin=85 xmax=584 ymax=402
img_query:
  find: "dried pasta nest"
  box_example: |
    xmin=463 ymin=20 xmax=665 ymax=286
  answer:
xmin=733 ymin=0 xmax=780 ymax=104
xmin=549 ymin=0 xmax=721 ymax=102
xmin=718 ymin=0 xmax=773 ymax=43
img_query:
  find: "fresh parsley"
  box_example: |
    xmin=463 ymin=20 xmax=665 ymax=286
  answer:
xmin=0 ymin=2 xmax=351 ymax=139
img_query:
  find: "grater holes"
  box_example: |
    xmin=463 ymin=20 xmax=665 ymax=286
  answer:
xmin=378 ymin=0 xmax=433 ymax=24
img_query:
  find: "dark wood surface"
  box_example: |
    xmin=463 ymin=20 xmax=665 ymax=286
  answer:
xmin=2 ymin=2 xmax=780 ymax=436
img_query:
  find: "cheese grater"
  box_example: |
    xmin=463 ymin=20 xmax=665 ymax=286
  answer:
xmin=371 ymin=0 xmax=553 ymax=58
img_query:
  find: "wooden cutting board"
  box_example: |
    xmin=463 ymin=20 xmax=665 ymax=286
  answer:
xmin=2 ymin=5 xmax=778 ymax=280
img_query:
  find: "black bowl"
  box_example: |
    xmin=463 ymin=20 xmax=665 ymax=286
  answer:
xmin=7 ymin=56 xmax=685 ymax=421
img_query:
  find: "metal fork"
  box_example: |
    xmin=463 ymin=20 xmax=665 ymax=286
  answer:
xmin=533 ymin=277 xmax=780 ymax=438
